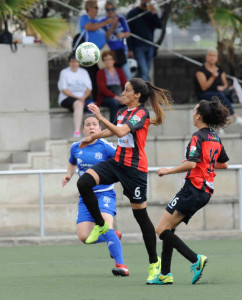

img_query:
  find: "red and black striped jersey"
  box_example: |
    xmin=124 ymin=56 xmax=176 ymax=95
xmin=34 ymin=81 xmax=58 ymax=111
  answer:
xmin=113 ymin=105 xmax=150 ymax=172
xmin=185 ymin=127 xmax=229 ymax=194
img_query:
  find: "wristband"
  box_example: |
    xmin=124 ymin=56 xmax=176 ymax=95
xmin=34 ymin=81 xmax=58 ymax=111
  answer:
xmin=211 ymin=75 xmax=216 ymax=79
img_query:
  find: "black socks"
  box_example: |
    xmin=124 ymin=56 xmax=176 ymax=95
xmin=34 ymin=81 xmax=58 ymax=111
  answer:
xmin=133 ymin=208 xmax=157 ymax=264
xmin=159 ymin=229 xmax=197 ymax=266
xmin=161 ymin=229 xmax=175 ymax=275
xmin=77 ymin=173 xmax=104 ymax=226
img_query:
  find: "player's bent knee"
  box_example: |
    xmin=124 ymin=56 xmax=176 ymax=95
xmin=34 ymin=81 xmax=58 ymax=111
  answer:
xmin=77 ymin=230 xmax=88 ymax=243
xmin=77 ymin=172 xmax=96 ymax=195
xmin=158 ymin=229 xmax=171 ymax=240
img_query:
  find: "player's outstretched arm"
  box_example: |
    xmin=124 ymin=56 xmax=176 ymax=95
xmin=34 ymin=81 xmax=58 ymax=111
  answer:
xmin=62 ymin=163 xmax=77 ymax=187
xmin=88 ymin=104 xmax=131 ymax=138
xmin=157 ymin=161 xmax=197 ymax=177
xmin=79 ymin=129 xmax=114 ymax=148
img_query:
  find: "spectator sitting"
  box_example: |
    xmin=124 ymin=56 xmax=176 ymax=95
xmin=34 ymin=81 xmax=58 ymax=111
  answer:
xmin=96 ymin=51 xmax=126 ymax=123
xmin=194 ymin=49 xmax=242 ymax=125
xmin=79 ymin=0 xmax=114 ymax=99
xmin=101 ymin=0 xmax=131 ymax=80
xmin=58 ymin=53 xmax=94 ymax=138
xmin=127 ymin=0 xmax=162 ymax=81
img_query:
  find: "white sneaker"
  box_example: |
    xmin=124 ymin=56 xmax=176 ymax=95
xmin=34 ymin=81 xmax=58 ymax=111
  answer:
xmin=235 ymin=116 xmax=242 ymax=126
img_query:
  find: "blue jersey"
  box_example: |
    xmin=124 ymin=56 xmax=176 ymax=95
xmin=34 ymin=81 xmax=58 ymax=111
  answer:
xmin=101 ymin=15 xmax=129 ymax=50
xmin=69 ymin=138 xmax=116 ymax=193
xmin=80 ymin=14 xmax=106 ymax=49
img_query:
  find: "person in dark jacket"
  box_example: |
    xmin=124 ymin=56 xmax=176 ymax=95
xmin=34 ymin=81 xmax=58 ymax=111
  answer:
xmin=127 ymin=0 xmax=162 ymax=81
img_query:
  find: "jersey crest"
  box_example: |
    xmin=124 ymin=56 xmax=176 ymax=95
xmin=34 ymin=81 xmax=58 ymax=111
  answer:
xmin=95 ymin=152 xmax=103 ymax=160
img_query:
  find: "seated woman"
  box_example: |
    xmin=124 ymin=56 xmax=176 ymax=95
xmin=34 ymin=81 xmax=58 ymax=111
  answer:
xmin=194 ymin=49 xmax=242 ymax=125
xmin=96 ymin=51 xmax=126 ymax=123
xmin=58 ymin=53 xmax=94 ymax=138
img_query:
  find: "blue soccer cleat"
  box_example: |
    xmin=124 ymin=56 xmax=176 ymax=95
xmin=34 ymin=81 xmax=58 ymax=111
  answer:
xmin=190 ymin=254 xmax=208 ymax=284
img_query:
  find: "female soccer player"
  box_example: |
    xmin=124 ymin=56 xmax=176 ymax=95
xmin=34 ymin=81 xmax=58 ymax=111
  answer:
xmin=76 ymin=77 xmax=172 ymax=284
xmin=62 ymin=115 xmax=129 ymax=276
xmin=154 ymin=98 xmax=230 ymax=285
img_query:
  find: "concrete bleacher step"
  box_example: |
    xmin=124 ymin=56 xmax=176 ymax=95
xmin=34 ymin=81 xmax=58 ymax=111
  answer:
xmin=0 ymin=195 xmax=240 ymax=236
xmin=0 ymin=167 xmax=240 ymax=236
xmin=50 ymin=104 xmax=242 ymax=139
xmin=1 ymin=132 xmax=242 ymax=170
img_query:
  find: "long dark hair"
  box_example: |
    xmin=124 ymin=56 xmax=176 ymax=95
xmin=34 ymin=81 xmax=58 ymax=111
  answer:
xmin=197 ymin=98 xmax=230 ymax=128
xmin=129 ymin=78 xmax=172 ymax=125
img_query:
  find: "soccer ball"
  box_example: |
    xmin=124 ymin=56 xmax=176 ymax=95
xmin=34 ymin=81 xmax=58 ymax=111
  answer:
xmin=128 ymin=58 xmax=138 ymax=78
xmin=75 ymin=42 xmax=100 ymax=67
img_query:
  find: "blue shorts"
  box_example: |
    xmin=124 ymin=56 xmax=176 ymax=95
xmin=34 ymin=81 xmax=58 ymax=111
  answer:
xmin=76 ymin=190 xmax=116 ymax=224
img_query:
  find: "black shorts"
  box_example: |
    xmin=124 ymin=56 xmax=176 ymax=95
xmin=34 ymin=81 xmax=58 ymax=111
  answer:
xmin=166 ymin=180 xmax=211 ymax=224
xmin=61 ymin=97 xmax=94 ymax=112
xmin=91 ymin=159 xmax=147 ymax=204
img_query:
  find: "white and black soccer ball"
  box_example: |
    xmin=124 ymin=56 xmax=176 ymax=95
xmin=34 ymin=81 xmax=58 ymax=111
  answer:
xmin=128 ymin=58 xmax=138 ymax=78
xmin=75 ymin=42 xmax=100 ymax=67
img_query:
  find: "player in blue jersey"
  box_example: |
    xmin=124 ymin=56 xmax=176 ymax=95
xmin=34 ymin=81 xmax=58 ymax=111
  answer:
xmin=62 ymin=115 xmax=129 ymax=276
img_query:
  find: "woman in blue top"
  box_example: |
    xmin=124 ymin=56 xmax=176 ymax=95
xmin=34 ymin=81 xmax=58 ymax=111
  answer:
xmin=80 ymin=0 xmax=113 ymax=49
xmin=101 ymin=0 xmax=131 ymax=80
xmin=80 ymin=0 xmax=114 ymax=99
xmin=62 ymin=115 xmax=129 ymax=276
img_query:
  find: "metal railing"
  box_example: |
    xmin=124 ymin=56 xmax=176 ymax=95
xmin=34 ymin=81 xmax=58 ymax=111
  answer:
xmin=1 ymin=165 xmax=242 ymax=235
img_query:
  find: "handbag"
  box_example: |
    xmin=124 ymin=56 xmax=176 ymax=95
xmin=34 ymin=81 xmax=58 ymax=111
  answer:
xmin=113 ymin=48 xmax=127 ymax=66
xmin=0 ymin=30 xmax=17 ymax=52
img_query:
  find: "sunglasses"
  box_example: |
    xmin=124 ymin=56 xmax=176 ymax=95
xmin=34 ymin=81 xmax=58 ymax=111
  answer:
xmin=106 ymin=8 xmax=116 ymax=12
xmin=91 ymin=6 xmax=98 ymax=9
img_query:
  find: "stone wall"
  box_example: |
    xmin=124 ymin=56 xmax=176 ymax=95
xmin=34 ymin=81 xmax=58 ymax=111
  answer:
xmin=0 ymin=45 xmax=50 ymax=162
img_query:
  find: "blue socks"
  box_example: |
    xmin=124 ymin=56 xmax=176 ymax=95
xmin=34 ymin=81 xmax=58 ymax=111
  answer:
xmin=96 ymin=229 xmax=124 ymax=264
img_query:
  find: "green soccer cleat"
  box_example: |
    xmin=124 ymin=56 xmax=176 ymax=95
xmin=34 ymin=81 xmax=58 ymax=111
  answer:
xmin=190 ymin=254 xmax=208 ymax=284
xmin=146 ymin=257 xmax=161 ymax=285
xmin=145 ymin=272 xmax=174 ymax=285
xmin=85 ymin=221 xmax=109 ymax=244
xmin=158 ymin=273 xmax=174 ymax=284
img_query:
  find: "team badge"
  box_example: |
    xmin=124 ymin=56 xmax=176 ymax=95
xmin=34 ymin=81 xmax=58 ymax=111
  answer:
xmin=95 ymin=152 xmax=103 ymax=160
xmin=129 ymin=115 xmax=141 ymax=126
xmin=189 ymin=146 xmax=196 ymax=156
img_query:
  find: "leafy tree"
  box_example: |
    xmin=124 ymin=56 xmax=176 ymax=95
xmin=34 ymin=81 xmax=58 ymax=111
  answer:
xmin=0 ymin=0 xmax=70 ymax=47
xmin=121 ymin=0 xmax=241 ymax=75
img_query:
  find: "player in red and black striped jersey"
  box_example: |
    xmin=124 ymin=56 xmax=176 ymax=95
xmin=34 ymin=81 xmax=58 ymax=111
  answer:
xmin=76 ymin=78 xmax=172 ymax=284
xmin=114 ymin=104 xmax=150 ymax=172
xmin=185 ymin=126 xmax=229 ymax=195
xmin=154 ymin=98 xmax=230 ymax=285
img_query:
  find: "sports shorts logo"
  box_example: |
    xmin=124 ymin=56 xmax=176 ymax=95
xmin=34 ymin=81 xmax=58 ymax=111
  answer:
xmin=103 ymin=196 xmax=110 ymax=207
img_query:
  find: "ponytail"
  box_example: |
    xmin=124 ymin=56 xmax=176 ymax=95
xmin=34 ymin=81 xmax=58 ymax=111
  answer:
xmin=197 ymin=98 xmax=230 ymax=128
xmin=145 ymin=82 xmax=173 ymax=125
xmin=129 ymin=78 xmax=173 ymax=126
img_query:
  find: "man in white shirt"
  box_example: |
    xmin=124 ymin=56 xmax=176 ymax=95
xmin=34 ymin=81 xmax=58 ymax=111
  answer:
xmin=58 ymin=53 xmax=94 ymax=138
